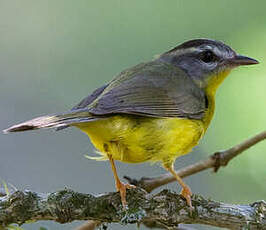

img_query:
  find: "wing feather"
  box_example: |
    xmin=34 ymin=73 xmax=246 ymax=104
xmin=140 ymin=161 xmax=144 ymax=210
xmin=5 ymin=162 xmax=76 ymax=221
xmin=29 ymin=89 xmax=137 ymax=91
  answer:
xmin=87 ymin=61 xmax=207 ymax=119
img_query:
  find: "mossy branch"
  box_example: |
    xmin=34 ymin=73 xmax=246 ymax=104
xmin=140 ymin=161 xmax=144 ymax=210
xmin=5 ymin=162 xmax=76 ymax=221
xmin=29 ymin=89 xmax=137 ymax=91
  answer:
xmin=0 ymin=188 xmax=265 ymax=229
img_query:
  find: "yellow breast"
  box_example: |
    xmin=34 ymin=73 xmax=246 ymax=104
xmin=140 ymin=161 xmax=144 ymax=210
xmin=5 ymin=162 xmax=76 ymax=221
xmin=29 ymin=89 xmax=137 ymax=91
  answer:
xmin=76 ymin=115 xmax=205 ymax=164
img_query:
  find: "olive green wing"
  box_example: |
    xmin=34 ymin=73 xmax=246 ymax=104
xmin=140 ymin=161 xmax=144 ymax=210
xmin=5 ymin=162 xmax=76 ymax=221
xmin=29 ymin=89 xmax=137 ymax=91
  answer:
xmin=87 ymin=61 xmax=207 ymax=119
xmin=3 ymin=61 xmax=207 ymax=134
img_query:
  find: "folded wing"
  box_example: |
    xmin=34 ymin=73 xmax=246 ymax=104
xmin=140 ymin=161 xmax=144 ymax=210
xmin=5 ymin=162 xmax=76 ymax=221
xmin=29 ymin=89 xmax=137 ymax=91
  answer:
xmin=87 ymin=61 xmax=207 ymax=119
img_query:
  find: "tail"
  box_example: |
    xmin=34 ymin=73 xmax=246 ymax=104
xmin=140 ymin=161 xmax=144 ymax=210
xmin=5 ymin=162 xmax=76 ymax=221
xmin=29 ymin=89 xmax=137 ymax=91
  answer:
xmin=3 ymin=109 xmax=95 ymax=134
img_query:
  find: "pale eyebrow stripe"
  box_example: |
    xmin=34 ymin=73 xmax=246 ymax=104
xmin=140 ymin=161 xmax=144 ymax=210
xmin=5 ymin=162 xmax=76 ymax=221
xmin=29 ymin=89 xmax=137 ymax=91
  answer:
xmin=167 ymin=47 xmax=200 ymax=56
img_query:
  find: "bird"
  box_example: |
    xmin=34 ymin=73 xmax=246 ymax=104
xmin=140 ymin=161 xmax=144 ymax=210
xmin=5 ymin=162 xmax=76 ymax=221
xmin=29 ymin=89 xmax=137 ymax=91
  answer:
xmin=3 ymin=39 xmax=259 ymax=209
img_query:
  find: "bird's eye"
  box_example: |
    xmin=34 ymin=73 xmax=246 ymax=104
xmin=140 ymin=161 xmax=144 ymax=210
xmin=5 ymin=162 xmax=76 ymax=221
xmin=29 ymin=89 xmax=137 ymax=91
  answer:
xmin=200 ymin=50 xmax=216 ymax=63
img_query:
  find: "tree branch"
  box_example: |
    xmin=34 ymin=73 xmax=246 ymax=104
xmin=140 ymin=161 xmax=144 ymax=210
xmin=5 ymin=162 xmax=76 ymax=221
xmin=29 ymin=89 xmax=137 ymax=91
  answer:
xmin=125 ymin=130 xmax=266 ymax=193
xmin=0 ymin=188 xmax=265 ymax=229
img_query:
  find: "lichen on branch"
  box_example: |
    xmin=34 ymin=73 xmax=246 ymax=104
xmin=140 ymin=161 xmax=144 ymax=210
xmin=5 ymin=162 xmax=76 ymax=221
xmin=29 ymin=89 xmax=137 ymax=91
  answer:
xmin=0 ymin=188 xmax=265 ymax=229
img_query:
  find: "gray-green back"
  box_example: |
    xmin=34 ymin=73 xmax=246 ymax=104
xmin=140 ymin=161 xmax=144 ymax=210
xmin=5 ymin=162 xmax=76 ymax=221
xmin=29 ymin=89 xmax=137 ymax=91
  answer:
xmin=73 ymin=60 xmax=207 ymax=120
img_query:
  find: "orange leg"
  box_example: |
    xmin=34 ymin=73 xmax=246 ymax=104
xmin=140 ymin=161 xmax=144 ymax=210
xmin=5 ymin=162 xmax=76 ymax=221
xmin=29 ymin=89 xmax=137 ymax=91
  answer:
xmin=163 ymin=163 xmax=193 ymax=210
xmin=107 ymin=154 xmax=135 ymax=208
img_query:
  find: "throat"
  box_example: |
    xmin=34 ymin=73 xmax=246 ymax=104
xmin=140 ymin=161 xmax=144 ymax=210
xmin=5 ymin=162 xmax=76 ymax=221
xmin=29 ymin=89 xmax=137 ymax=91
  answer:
xmin=205 ymin=70 xmax=231 ymax=96
xmin=202 ymin=70 xmax=231 ymax=129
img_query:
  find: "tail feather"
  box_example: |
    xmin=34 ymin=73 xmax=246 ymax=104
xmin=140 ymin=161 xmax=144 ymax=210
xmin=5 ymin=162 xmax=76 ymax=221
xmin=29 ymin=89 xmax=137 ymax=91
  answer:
xmin=3 ymin=109 xmax=95 ymax=134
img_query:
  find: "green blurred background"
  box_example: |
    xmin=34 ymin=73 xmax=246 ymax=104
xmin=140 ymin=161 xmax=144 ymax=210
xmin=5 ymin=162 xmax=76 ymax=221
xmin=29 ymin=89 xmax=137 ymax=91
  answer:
xmin=0 ymin=1 xmax=265 ymax=229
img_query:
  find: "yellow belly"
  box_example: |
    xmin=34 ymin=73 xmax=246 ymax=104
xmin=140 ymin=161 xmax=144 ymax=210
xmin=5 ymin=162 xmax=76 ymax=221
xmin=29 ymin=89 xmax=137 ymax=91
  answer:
xmin=75 ymin=115 xmax=205 ymax=164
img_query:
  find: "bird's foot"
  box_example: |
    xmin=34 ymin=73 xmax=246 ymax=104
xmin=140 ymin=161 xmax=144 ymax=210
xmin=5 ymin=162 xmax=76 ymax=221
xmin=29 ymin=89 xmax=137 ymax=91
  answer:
xmin=116 ymin=181 xmax=136 ymax=209
xmin=181 ymin=185 xmax=193 ymax=212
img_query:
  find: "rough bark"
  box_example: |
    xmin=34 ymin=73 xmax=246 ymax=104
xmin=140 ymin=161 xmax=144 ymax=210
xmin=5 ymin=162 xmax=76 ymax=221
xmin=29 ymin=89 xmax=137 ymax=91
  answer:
xmin=0 ymin=188 xmax=265 ymax=229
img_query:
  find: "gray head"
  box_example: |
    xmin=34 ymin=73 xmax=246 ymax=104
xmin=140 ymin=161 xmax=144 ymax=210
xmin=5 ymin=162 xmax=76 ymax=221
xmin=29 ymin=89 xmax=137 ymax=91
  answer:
xmin=159 ymin=39 xmax=258 ymax=88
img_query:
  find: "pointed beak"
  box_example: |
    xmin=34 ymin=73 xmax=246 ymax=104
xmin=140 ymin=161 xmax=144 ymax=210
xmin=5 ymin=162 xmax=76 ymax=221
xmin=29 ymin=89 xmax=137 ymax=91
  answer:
xmin=229 ymin=55 xmax=259 ymax=66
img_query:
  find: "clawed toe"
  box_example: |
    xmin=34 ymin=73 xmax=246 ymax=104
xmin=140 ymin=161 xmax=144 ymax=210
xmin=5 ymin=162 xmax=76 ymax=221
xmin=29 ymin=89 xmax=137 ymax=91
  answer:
xmin=124 ymin=183 xmax=136 ymax=189
xmin=181 ymin=186 xmax=193 ymax=211
xmin=116 ymin=181 xmax=135 ymax=208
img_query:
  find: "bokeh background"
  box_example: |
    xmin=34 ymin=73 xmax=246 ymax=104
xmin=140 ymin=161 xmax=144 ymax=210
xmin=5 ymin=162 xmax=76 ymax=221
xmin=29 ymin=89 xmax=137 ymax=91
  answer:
xmin=0 ymin=1 xmax=265 ymax=229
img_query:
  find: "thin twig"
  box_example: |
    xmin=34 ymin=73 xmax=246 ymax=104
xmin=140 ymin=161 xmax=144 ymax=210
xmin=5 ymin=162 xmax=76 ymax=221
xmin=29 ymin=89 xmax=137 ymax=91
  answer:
xmin=125 ymin=130 xmax=266 ymax=193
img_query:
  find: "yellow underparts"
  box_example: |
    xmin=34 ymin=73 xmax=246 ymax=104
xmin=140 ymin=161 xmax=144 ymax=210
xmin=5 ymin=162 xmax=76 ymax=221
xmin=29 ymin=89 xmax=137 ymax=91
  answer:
xmin=77 ymin=116 xmax=204 ymax=164
xmin=76 ymin=70 xmax=231 ymax=165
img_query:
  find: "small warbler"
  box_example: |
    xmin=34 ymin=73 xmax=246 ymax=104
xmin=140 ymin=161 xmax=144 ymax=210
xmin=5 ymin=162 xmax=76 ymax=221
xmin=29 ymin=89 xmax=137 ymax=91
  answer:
xmin=4 ymin=39 xmax=259 ymax=208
